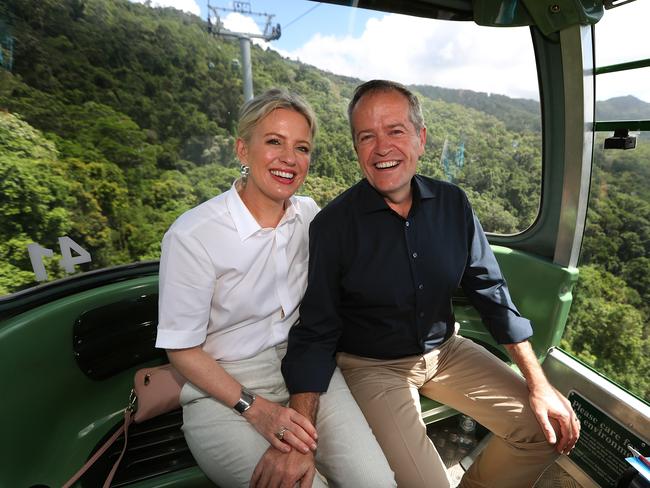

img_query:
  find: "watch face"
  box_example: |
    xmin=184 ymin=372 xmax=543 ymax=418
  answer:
xmin=235 ymin=388 xmax=256 ymax=414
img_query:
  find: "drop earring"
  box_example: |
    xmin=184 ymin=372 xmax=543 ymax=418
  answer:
xmin=240 ymin=164 xmax=250 ymax=184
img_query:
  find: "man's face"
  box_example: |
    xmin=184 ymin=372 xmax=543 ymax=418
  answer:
xmin=351 ymin=90 xmax=426 ymax=204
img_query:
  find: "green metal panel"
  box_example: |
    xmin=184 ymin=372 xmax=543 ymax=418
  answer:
xmin=473 ymin=0 xmax=604 ymax=35
xmin=520 ymin=0 xmax=603 ymax=36
xmin=0 ymin=261 xmax=160 ymax=321
xmin=472 ymin=0 xmax=534 ymax=26
xmin=0 ymin=276 xmax=160 ymax=487
xmin=458 ymin=246 xmax=578 ymax=359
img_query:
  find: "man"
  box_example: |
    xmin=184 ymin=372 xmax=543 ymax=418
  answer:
xmin=280 ymin=80 xmax=580 ymax=488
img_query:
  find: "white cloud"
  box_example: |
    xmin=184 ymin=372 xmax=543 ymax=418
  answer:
xmin=278 ymin=5 xmax=650 ymax=103
xmin=221 ymin=12 xmax=259 ymax=34
xmin=283 ymin=14 xmax=539 ymax=100
xmin=131 ymin=0 xmax=200 ymax=16
xmin=596 ymin=3 xmax=649 ymax=67
xmin=220 ymin=12 xmax=271 ymax=48
xmin=594 ymin=2 xmax=650 ymax=102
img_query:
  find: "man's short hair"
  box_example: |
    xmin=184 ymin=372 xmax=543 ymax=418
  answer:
xmin=347 ymin=80 xmax=425 ymax=144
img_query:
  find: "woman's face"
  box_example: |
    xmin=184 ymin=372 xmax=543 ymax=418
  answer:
xmin=236 ymin=108 xmax=312 ymax=207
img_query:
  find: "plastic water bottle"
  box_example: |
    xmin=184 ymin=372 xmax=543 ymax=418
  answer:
xmin=457 ymin=414 xmax=478 ymax=458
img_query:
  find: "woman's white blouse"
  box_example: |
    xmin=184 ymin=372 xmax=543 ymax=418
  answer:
xmin=156 ymin=184 xmax=320 ymax=361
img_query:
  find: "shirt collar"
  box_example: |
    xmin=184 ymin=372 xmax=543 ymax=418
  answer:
xmin=414 ymin=174 xmax=437 ymax=199
xmin=226 ymin=182 xmax=301 ymax=241
xmin=358 ymin=175 xmax=437 ymax=214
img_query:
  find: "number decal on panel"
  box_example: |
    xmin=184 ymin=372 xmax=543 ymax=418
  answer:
xmin=58 ymin=236 xmax=92 ymax=274
xmin=27 ymin=237 xmax=92 ymax=281
xmin=27 ymin=243 xmax=54 ymax=282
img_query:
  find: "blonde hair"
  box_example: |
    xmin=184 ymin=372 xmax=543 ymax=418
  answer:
xmin=237 ymin=88 xmax=317 ymax=143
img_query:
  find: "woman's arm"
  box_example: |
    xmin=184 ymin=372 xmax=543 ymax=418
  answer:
xmin=167 ymin=346 xmax=318 ymax=454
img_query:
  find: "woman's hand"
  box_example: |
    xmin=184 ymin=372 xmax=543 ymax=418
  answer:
xmin=243 ymin=396 xmax=318 ymax=454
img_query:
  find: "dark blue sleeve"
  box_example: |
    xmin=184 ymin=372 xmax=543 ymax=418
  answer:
xmin=281 ymin=214 xmax=343 ymax=393
xmin=460 ymin=208 xmax=533 ymax=344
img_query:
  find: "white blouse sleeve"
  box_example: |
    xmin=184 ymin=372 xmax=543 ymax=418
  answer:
xmin=156 ymin=228 xmax=215 ymax=349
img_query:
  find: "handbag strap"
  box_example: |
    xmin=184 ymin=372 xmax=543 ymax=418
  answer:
xmin=62 ymin=392 xmax=135 ymax=488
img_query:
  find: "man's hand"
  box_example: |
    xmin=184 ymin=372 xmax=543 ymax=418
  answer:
xmin=244 ymin=396 xmax=318 ymax=454
xmin=251 ymin=446 xmax=316 ymax=488
xmin=504 ymin=341 xmax=580 ymax=455
xmin=529 ymin=384 xmax=580 ymax=454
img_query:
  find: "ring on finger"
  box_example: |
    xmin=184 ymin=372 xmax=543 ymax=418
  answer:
xmin=275 ymin=426 xmax=289 ymax=441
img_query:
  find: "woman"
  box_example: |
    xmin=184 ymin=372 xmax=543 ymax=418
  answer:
xmin=155 ymin=89 xmax=394 ymax=488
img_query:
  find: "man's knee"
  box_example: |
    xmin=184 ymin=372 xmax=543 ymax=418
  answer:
xmin=505 ymin=404 xmax=553 ymax=446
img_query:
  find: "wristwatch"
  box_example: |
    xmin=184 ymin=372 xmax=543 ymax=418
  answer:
xmin=233 ymin=386 xmax=256 ymax=415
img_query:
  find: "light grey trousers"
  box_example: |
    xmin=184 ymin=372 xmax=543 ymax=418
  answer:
xmin=180 ymin=342 xmax=396 ymax=488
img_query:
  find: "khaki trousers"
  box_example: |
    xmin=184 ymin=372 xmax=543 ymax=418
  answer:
xmin=337 ymin=333 xmax=558 ymax=488
xmin=180 ymin=343 xmax=396 ymax=488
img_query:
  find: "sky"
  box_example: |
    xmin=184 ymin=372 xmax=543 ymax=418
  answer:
xmin=131 ymin=0 xmax=650 ymax=103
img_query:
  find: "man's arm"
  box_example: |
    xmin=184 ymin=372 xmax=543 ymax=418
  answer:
xmin=459 ymin=204 xmax=579 ymax=454
xmin=290 ymin=392 xmax=320 ymax=424
xmin=281 ymin=214 xmax=345 ymax=394
xmin=504 ymin=341 xmax=580 ymax=454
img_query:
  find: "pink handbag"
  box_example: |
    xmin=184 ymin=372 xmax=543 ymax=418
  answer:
xmin=63 ymin=364 xmax=185 ymax=488
xmin=132 ymin=363 xmax=186 ymax=423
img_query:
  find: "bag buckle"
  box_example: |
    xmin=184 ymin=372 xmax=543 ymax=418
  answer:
xmin=128 ymin=388 xmax=137 ymax=413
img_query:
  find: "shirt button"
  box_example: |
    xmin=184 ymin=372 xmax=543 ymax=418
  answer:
xmin=405 ymin=221 xmax=410 ymax=227
xmin=418 ymin=284 xmax=424 ymax=290
xmin=412 ymin=252 xmax=418 ymax=259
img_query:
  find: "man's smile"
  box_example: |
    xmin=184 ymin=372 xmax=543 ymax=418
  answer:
xmin=374 ymin=160 xmax=400 ymax=169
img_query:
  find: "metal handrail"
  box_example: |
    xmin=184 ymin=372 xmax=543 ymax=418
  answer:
xmin=595 ymin=58 xmax=650 ymax=75
xmin=594 ymin=120 xmax=650 ymax=131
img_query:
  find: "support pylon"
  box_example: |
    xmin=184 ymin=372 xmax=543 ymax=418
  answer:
xmin=207 ymin=1 xmax=281 ymax=101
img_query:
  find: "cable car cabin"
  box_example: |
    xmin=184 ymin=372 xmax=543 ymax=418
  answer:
xmin=0 ymin=0 xmax=648 ymax=487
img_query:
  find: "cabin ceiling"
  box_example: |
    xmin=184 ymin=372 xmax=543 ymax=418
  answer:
xmin=314 ymin=0 xmax=605 ymax=35
xmin=315 ymin=0 xmax=474 ymax=21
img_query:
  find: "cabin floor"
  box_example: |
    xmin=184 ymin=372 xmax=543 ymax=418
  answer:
xmin=426 ymin=415 xmax=584 ymax=488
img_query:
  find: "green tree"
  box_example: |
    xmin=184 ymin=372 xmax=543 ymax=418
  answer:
xmin=0 ymin=113 xmax=74 ymax=292
xmin=562 ymin=266 xmax=649 ymax=400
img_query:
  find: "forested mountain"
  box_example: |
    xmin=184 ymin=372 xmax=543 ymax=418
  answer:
xmin=596 ymin=95 xmax=650 ymax=121
xmin=411 ymin=84 xmax=541 ymax=132
xmin=0 ymin=0 xmax=542 ymax=271
xmin=0 ymin=0 xmax=647 ymax=399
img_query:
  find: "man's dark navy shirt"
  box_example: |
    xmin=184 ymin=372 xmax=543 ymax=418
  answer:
xmin=282 ymin=175 xmax=533 ymax=393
